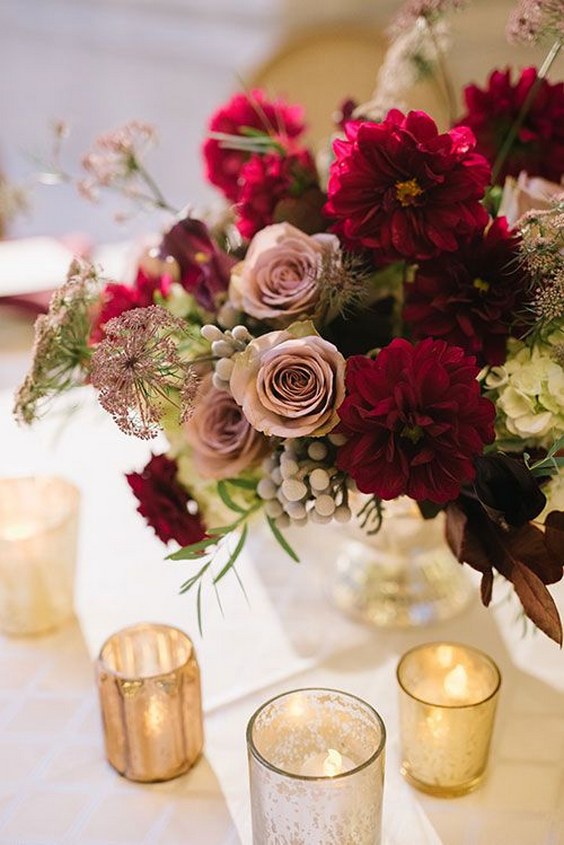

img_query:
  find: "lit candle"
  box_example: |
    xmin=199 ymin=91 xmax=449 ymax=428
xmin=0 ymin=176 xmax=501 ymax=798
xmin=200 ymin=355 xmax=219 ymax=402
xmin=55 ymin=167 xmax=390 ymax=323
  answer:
xmin=0 ymin=476 xmax=79 ymax=636
xmin=96 ymin=623 xmax=204 ymax=782
xmin=247 ymin=688 xmax=386 ymax=845
xmin=397 ymin=642 xmax=501 ymax=797
xmin=299 ymin=748 xmax=356 ymax=777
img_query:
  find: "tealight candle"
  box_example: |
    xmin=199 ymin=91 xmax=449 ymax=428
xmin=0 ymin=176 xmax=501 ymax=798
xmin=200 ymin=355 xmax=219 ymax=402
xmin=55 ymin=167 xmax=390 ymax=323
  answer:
xmin=247 ymin=688 xmax=386 ymax=845
xmin=397 ymin=642 xmax=501 ymax=797
xmin=0 ymin=476 xmax=80 ymax=636
xmin=96 ymin=623 xmax=203 ymax=782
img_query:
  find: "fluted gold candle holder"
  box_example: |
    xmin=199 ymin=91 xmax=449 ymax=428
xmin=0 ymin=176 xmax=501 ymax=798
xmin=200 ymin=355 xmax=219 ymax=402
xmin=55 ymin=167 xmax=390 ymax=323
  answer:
xmin=397 ymin=642 xmax=501 ymax=797
xmin=0 ymin=476 xmax=79 ymax=636
xmin=247 ymin=688 xmax=386 ymax=845
xmin=96 ymin=623 xmax=204 ymax=782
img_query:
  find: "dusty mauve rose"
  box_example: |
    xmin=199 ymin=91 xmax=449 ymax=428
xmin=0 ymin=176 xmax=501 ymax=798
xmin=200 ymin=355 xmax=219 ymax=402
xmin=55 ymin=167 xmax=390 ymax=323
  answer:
xmin=230 ymin=323 xmax=346 ymax=438
xmin=499 ymin=171 xmax=564 ymax=227
xmin=183 ymin=375 xmax=268 ymax=479
xmin=229 ymin=223 xmax=340 ymax=324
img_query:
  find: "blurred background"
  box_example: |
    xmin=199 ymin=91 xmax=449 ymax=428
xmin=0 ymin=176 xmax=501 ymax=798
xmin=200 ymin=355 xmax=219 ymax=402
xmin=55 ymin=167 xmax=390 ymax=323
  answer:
xmin=0 ymin=0 xmax=558 ymax=243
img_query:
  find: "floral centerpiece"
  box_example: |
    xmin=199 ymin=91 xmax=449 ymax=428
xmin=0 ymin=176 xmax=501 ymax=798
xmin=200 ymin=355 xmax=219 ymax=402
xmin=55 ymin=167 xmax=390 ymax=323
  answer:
xmin=15 ymin=0 xmax=564 ymax=641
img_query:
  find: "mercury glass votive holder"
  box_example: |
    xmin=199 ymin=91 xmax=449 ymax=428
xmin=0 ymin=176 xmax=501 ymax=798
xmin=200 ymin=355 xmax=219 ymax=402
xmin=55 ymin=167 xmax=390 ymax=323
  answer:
xmin=247 ymin=688 xmax=386 ymax=845
xmin=0 ymin=476 xmax=80 ymax=636
xmin=397 ymin=642 xmax=501 ymax=797
xmin=96 ymin=623 xmax=204 ymax=782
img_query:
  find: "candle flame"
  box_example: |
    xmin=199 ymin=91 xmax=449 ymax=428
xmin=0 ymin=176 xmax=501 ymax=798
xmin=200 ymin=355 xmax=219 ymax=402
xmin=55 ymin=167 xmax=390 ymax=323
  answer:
xmin=436 ymin=645 xmax=455 ymax=668
xmin=1 ymin=522 xmax=38 ymax=542
xmin=323 ymin=748 xmax=343 ymax=777
xmin=444 ymin=664 xmax=469 ymax=700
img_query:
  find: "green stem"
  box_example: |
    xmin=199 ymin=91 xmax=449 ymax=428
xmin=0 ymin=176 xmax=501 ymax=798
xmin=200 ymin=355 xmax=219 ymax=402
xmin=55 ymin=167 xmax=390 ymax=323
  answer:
xmin=136 ymin=161 xmax=178 ymax=214
xmin=492 ymin=39 xmax=562 ymax=184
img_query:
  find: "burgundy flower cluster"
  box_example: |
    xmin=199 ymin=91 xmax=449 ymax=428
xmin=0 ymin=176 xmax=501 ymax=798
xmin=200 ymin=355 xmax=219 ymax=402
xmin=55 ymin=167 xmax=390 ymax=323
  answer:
xmin=203 ymin=90 xmax=323 ymax=239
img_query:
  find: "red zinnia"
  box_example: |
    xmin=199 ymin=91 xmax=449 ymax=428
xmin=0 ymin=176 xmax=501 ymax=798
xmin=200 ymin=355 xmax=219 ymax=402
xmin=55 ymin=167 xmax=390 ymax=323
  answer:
xmin=236 ymin=149 xmax=320 ymax=240
xmin=458 ymin=67 xmax=564 ymax=184
xmin=203 ymin=89 xmax=306 ymax=202
xmin=402 ymin=217 xmax=529 ymax=366
xmin=91 ymin=269 xmax=171 ymax=342
xmin=336 ymin=338 xmax=495 ymax=504
xmin=325 ymin=109 xmax=490 ymax=263
xmin=126 ymin=453 xmax=207 ymax=547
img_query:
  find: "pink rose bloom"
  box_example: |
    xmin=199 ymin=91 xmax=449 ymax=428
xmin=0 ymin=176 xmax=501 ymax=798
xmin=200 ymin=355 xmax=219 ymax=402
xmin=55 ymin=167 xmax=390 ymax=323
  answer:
xmin=183 ymin=375 xmax=268 ymax=480
xmin=229 ymin=222 xmax=340 ymax=325
xmin=499 ymin=171 xmax=564 ymax=227
xmin=230 ymin=324 xmax=346 ymax=437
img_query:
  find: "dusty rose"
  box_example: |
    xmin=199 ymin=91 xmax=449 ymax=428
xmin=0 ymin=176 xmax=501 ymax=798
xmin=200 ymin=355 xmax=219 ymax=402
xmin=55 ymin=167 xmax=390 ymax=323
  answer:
xmin=229 ymin=223 xmax=340 ymax=325
xmin=183 ymin=375 xmax=268 ymax=479
xmin=499 ymin=171 xmax=564 ymax=227
xmin=230 ymin=322 xmax=346 ymax=437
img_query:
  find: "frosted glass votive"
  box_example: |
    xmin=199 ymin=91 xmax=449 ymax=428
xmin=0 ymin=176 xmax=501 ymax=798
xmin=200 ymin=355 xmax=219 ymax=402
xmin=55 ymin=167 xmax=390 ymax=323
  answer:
xmin=247 ymin=688 xmax=386 ymax=845
xmin=397 ymin=642 xmax=501 ymax=797
xmin=0 ymin=476 xmax=79 ymax=636
xmin=96 ymin=623 xmax=204 ymax=782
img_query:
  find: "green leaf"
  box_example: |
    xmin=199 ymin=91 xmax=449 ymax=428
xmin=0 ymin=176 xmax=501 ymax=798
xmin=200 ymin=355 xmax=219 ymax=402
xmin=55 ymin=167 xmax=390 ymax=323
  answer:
xmin=213 ymin=524 xmax=248 ymax=585
xmin=167 ymin=536 xmax=220 ymax=561
xmin=217 ymin=480 xmax=247 ymax=514
xmin=225 ymin=477 xmax=258 ymax=491
xmin=179 ymin=561 xmax=211 ymax=594
xmin=266 ymin=516 xmax=300 ymax=563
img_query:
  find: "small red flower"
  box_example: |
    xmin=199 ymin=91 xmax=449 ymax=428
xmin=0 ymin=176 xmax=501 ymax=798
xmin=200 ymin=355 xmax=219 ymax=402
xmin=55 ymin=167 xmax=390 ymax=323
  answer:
xmin=126 ymin=453 xmax=207 ymax=547
xmin=91 ymin=269 xmax=171 ymax=342
xmin=458 ymin=67 xmax=564 ymax=184
xmin=159 ymin=216 xmax=235 ymax=312
xmin=402 ymin=217 xmax=529 ymax=365
xmin=325 ymin=110 xmax=491 ymax=262
xmin=336 ymin=338 xmax=495 ymax=504
xmin=236 ymin=149 xmax=319 ymax=240
xmin=203 ymin=89 xmax=306 ymax=202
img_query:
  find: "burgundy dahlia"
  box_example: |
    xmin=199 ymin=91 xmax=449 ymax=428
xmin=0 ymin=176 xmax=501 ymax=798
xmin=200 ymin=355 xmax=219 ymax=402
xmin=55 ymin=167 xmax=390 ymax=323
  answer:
xmin=458 ymin=67 xmax=564 ymax=184
xmin=402 ymin=216 xmax=529 ymax=365
xmin=91 ymin=269 xmax=171 ymax=343
xmin=336 ymin=338 xmax=495 ymax=503
xmin=236 ymin=149 xmax=320 ymax=240
xmin=203 ymin=89 xmax=306 ymax=202
xmin=126 ymin=453 xmax=206 ymax=547
xmin=324 ymin=109 xmax=490 ymax=263
xmin=159 ymin=216 xmax=235 ymax=312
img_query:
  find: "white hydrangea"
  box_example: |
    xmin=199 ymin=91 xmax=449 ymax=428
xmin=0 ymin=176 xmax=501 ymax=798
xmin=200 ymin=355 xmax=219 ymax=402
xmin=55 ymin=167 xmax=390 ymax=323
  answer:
xmin=486 ymin=332 xmax=564 ymax=447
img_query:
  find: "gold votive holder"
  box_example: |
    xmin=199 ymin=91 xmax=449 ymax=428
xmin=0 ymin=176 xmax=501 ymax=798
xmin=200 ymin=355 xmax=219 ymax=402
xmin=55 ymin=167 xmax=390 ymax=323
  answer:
xmin=0 ymin=476 xmax=80 ymax=636
xmin=96 ymin=623 xmax=204 ymax=782
xmin=397 ymin=642 xmax=501 ymax=797
xmin=247 ymin=688 xmax=386 ymax=845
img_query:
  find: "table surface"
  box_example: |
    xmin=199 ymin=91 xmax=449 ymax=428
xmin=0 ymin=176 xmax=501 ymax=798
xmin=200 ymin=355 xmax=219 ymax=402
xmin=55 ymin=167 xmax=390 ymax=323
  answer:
xmin=1 ymin=336 xmax=564 ymax=845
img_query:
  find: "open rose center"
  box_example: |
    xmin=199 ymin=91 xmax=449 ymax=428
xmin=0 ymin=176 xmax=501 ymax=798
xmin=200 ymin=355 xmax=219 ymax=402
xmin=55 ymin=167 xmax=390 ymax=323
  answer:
xmin=395 ymin=178 xmax=424 ymax=207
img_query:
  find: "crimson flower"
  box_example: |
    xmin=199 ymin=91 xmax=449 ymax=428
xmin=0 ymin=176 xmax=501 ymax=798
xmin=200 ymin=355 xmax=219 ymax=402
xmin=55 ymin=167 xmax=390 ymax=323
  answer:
xmin=203 ymin=89 xmax=306 ymax=202
xmin=325 ymin=110 xmax=490 ymax=262
xmin=236 ymin=149 xmax=320 ymax=240
xmin=159 ymin=216 xmax=235 ymax=312
xmin=402 ymin=217 xmax=529 ymax=365
xmin=91 ymin=269 xmax=171 ymax=342
xmin=126 ymin=453 xmax=206 ymax=546
xmin=457 ymin=67 xmax=564 ymax=184
xmin=336 ymin=338 xmax=495 ymax=503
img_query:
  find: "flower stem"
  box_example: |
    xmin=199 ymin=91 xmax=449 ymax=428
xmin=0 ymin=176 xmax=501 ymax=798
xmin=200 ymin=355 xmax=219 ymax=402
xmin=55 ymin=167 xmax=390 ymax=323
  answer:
xmin=136 ymin=161 xmax=179 ymax=214
xmin=426 ymin=21 xmax=458 ymax=125
xmin=491 ymin=39 xmax=562 ymax=184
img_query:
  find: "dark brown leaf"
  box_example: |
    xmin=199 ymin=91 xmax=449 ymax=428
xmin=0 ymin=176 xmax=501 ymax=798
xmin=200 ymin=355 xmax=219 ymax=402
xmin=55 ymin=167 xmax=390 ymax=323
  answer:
xmin=511 ymin=560 xmax=563 ymax=646
xmin=481 ymin=570 xmax=494 ymax=607
xmin=445 ymin=502 xmax=492 ymax=574
xmin=505 ymin=523 xmax=562 ymax=584
xmin=545 ymin=511 xmax=564 ymax=566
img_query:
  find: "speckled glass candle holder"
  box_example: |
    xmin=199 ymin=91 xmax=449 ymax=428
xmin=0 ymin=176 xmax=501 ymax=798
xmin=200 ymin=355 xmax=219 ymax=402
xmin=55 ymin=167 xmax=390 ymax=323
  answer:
xmin=247 ymin=688 xmax=386 ymax=845
xmin=397 ymin=642 xmax=501 ymax=797
xmin=0 ymin=476 xmax=79 ymax=636
xmin=96 ymin=623 xmax=204 ymax=782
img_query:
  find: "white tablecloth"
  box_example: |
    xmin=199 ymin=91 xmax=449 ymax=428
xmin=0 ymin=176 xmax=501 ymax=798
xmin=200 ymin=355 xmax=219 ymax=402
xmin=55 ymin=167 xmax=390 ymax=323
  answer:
xmin=1 ymin=385 xmax=563 ymax=845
